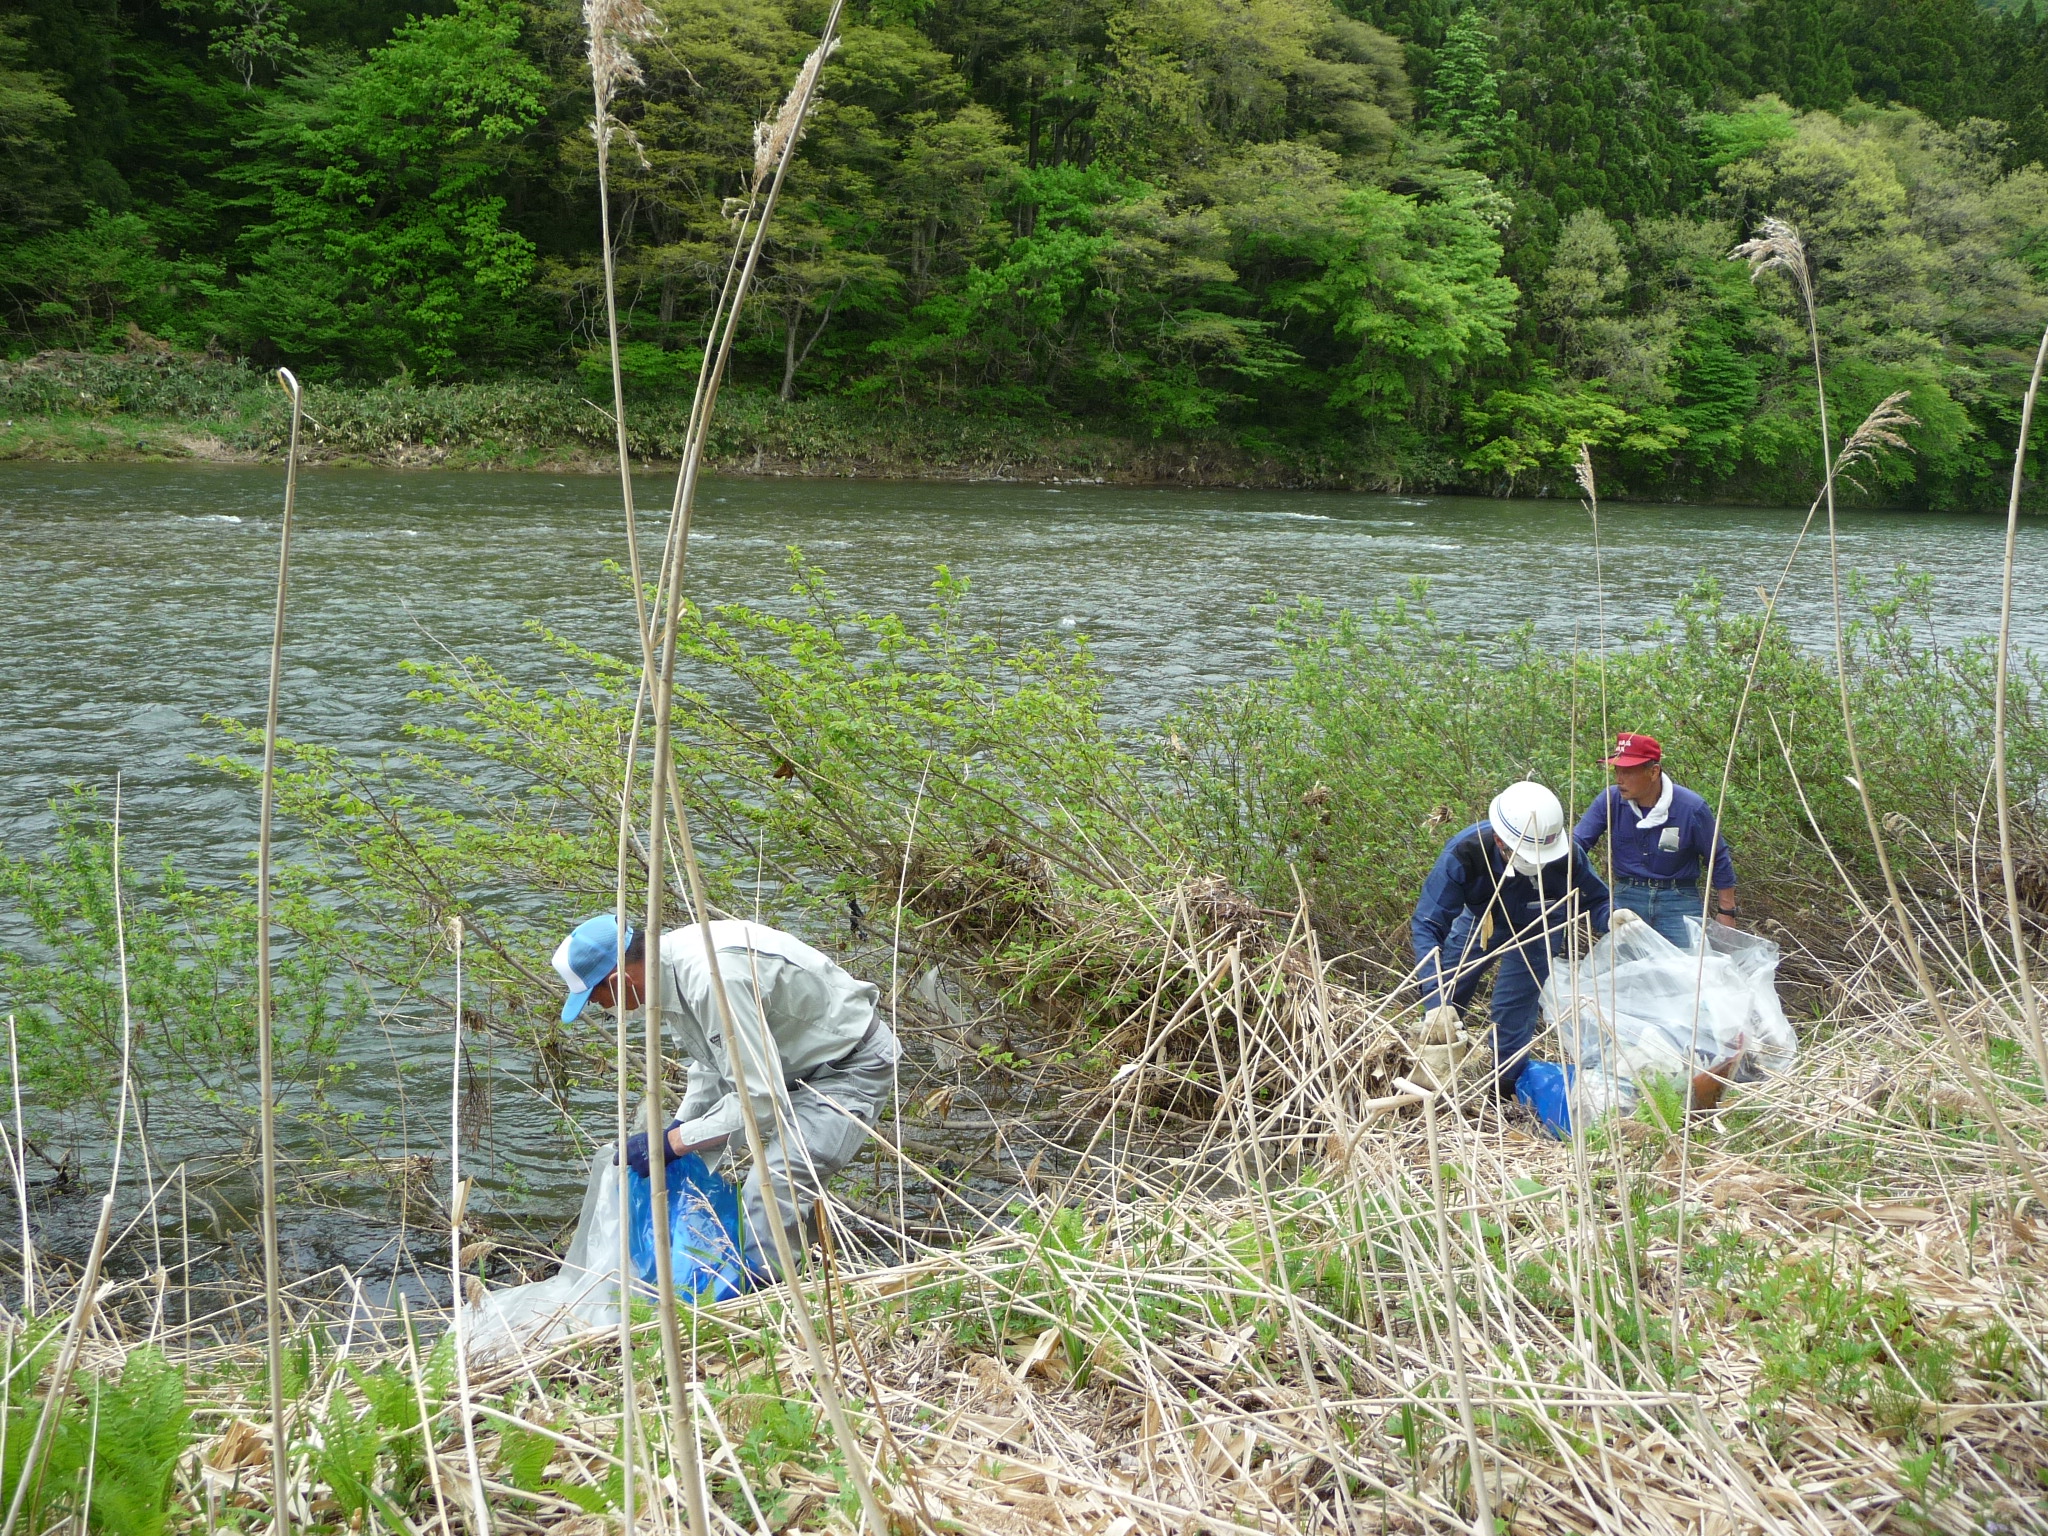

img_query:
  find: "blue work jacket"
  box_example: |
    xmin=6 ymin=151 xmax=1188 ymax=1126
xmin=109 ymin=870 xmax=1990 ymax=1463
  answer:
xmin=1411 ymin=821 xmax=1612 ymax=1008
xmin=1574 ymin=779 xmax=1737 ymax=888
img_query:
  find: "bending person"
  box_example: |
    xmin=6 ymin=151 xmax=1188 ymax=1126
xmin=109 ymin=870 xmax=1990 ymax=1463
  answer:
xmin=1574 ymin=731 xmax=1737 ymax=948
xmin=1412 ymin=781 xmax=1611 ymax=1096
xmin=554 ymin=914 xmax=898 ymax=1279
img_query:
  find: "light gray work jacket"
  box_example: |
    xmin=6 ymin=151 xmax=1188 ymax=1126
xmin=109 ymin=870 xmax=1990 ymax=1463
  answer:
xmin=653 ymin=921 xmax=879 ymax=1155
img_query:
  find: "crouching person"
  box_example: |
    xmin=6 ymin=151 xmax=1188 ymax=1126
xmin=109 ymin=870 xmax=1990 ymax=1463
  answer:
xmin=554 ymin=914 xmax=898 ymax=1280
xmin=1411 ymin=781 xmax=1611 ymax=1097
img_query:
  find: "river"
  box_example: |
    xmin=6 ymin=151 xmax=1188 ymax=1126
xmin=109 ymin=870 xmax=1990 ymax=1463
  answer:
xmin=2 ymin=462 xmax=2044 ymax=1291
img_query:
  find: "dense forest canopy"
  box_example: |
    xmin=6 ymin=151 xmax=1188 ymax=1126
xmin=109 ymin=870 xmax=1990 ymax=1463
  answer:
xmin=3 ymin=0 xmax=2046 ymax=506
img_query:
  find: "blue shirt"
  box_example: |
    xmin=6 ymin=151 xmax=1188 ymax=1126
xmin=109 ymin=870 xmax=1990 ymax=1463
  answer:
xmin=1574 ymin=778 xmax=1737 ymax=888
xmin=1411 ymin=823 xmax=1612 ymax=1008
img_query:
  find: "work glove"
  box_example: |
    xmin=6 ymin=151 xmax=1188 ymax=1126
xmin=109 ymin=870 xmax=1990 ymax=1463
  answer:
xmin=1417 ymin=1004 xmax=1464 ymax=1044
xmin=619 ymin=1119 xmax=684 ymax=1178
xmin=1412 ymin=1004 xmax=1476 ymax=1090
xmin=1609 ymin=908 xmax=1644 ymax=934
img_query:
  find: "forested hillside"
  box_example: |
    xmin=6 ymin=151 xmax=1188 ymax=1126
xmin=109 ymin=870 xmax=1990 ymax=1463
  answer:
xmin=3 ymin=0 xmax=2046 ymax=505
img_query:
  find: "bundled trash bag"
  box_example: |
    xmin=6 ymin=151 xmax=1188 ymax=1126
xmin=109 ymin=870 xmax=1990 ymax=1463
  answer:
xmin=461 ymin=1143 xmax=743 ymax=1361
xmin=1514 ymin=1060 xmax=1576 ymax=1138
xmin=628 ymin=1151 xmax=746 ymax=1303
xmin=1538 ymin=919 xmax=1796 ymax=1125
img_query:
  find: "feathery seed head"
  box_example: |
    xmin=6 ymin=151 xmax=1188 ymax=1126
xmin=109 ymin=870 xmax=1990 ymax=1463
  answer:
xmin=1729 ymin=216 xmax=1812 ymax=304
xmin=752 ymin=37 xmax=840 ymax=190
xmin=1573 ymin=442 xmax=1596 ymax=504
xmin=1833 ymin=390 xmax=1916 ymax=490
xmin=586 ymin=0 xmax=660 ymax=152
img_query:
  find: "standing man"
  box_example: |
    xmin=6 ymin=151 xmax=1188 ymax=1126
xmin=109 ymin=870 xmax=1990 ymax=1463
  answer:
xmin=1574 ymin=732 xmax=1737 ymax=948
xmin=1412 ymin=781 xmax=1611 ymax=1096
xmin=553 ymin=914 xmax=898 ymax=1279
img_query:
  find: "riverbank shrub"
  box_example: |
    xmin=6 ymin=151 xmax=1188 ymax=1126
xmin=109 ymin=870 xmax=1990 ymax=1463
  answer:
xmin=0 ymin=788 xmax=358 ymax=1144
xmin=182 ymin=552 xmax=2047 ymax=1052
xmin=0 ymin=351 xmax=263 ymax=424
xmin=1165 ymin=569 xmax=2048 ymax=946
xmin=0 ymin=350 xmax=1157 ymax=482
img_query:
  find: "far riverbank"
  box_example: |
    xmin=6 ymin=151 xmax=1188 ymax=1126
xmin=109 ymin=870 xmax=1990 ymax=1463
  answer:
xmin=0 ymin=346 xmax=1945 ymax=505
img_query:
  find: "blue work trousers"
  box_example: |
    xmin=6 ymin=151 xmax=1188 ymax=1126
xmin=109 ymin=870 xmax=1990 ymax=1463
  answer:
xmin=1611 ymin=881 xmax=1706 ymax=950
xmin=1438 ymin=912 xmax=1556 ymax=1092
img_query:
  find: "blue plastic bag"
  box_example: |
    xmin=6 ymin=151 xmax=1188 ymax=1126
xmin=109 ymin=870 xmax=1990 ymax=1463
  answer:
xmin=626 ymin=1152 xmax=747 ymax=1303
xmin=1514 ymin=1061 xmax=1575 ymax=1140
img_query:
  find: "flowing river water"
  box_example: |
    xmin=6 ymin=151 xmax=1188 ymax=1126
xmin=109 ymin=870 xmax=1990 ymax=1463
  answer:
xmin=3 ymin=461 xmax=2046 ymax=1300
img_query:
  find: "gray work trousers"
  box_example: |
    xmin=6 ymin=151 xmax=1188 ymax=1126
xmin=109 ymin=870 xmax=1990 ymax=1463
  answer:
xmin=736 ymin=1021 xmax=898 ymax=1277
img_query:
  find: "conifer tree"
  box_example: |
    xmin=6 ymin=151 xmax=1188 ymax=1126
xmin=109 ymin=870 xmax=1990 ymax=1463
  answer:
xmin=1423 ymin=5 xmax=1511 ymax=162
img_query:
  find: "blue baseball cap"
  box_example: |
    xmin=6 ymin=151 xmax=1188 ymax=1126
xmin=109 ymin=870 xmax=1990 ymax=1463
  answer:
xmin=551 ymin=913 xmax=636 ymax=1022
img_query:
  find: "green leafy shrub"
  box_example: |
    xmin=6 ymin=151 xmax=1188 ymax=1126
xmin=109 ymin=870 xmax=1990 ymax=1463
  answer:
xmin=0 ymin=788 xmax=357 ymax=1137
xmin=0 ymin=351 xmax=263 ymax=421
xmin=1163 ymin=571 xmax=2048 ymax=944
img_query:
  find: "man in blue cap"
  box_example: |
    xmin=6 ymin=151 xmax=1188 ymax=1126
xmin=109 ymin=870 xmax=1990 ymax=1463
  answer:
xmin=554 ymin=913 xmax=897 ymax=1278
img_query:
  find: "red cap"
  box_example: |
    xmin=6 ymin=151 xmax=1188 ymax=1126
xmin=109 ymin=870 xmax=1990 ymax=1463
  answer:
xmin=1602 ymin=732 xmax=1662 ymax=768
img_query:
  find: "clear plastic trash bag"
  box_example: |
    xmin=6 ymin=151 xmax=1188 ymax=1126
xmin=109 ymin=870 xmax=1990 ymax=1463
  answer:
xmin=1538 ymin=918 xmax=1797 ymax=1123
xmin=462 ymin=1144 xmax=744 ymax=1362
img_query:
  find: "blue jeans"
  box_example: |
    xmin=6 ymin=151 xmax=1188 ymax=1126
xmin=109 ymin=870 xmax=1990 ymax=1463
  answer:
xmin=1612 ymin=882 xmax=1707 ymax=949
xmin=1438 ymin=912 xmax=1555 ymax=1092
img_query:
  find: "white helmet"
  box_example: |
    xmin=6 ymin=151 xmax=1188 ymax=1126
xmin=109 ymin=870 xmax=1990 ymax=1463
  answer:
xmin=1488 ymin=781 xmax=1568 ymax=876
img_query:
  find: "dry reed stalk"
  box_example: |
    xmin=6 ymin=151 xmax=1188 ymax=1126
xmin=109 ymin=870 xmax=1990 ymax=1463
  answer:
xmin=398 ymin=1293 xmax=456 ymax=1536
xmin=446 ymin=917 xmax=492 ymax=1536
xmin=580 ymin=0 xmax=702 ymax=1527
xmin=1742 ymin=218 xmax=2047 ymax=1207
xmin=254 ymin=365 xmax=303 ymax=1536
xmin=887 ymin=762 xmax=933 ymax=1235
xmin=618 ymin=5 xmax=890 ymax=1532
xmin=1991 ymin=319 xmax=2048 ymax=1085
xmin=1574 ymin=442 xmax=1610 ymax=816
xmin=609 ymin=680 xmax=646 ymax=1536
xmin=2 ymin=1015 xmax=30 ymax=1315
xmin=584 ymin=0 xmax=662 ymax=665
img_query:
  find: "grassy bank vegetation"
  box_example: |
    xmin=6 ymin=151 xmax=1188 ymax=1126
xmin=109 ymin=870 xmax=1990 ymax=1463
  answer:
xmin=3 ymin=862 xmax=2043 ymax=1535
xmin=0 ymin=349 xmax=1184 ymax=482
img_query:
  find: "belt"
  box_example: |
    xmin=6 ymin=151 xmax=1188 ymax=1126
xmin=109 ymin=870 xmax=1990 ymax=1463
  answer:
xmin=815 ymin=1011 xmax=887 ymax=1076
xmin=1620 ymin=876 xmax=1699 ymax=891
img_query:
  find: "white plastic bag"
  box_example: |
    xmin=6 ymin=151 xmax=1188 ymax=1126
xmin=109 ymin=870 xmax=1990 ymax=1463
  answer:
xmin=462 ymin=1148 xmax=630 ymax=1362
xmin=1539 ymin=919 xmax=1796 ymax=1121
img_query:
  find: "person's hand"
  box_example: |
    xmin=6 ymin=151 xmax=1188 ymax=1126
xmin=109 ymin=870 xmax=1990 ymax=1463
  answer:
xmin=1610 ymin=908 xmax=1644 ymax=933
xmin=618 ymin=1119 xmax=684 ymax=1178
xmin=1714 ymin=908 xmax=1737 ymax=929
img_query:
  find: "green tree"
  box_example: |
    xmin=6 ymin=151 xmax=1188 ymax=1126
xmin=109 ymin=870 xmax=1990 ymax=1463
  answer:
xmin=0 ymin=14 xmax=73 ymax=239
xmin=1268 ymin=175 xmax=1518 ymax=428
xmin=1490 ymin=0 xmax=1710 ymax=237
xmin=0 ymin=208 xmax=189 ymax=349
xmin=1716 ymin=100 xmax=2048 ymax=506
xmin=1421 ymin=5 xmax=1511 ymax=162
xmin=221 ymin=0 xmax=547 ymax=376
xmin=1092 ymin=0 xmax=1410 ymax=176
